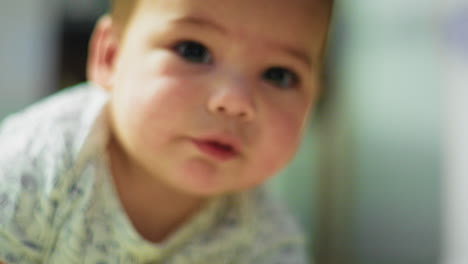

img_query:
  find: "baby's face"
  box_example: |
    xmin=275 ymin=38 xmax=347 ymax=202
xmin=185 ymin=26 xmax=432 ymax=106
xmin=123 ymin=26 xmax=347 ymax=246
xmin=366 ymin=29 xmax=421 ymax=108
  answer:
xmin=105 ymin=0 xmax=329 ymax=195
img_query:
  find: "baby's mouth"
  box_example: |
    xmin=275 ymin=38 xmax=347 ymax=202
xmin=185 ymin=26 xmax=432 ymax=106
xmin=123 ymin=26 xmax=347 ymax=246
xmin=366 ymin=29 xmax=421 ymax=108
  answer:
xmin=207 ymin=141 xmax=234 ymax=152
xmin=192 ymin=138 xmax=239 ymax=161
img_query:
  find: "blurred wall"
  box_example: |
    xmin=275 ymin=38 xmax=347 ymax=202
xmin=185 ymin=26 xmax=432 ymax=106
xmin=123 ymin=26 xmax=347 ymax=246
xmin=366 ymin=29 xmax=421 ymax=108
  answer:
xmin=317 ymin=1 xmax=442 ymax=263
xmin=0 ymin=0 xmax=62 ymax=120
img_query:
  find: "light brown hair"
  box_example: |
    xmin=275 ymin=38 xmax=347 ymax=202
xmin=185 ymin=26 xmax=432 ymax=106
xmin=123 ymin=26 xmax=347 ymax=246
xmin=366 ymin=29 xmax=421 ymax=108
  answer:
xmin=108 ymin=0 xmax=138 ymax=36
xmin=108 ymin=0 xmax=333 ymax=37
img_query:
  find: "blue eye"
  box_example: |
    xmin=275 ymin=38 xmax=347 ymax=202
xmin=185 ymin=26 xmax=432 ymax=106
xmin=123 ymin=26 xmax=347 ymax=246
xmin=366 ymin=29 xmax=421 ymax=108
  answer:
xmin=263 ymin=67 xmax=298 ymax=89
xmin=174 ymin=41 xmax=212 ymax=64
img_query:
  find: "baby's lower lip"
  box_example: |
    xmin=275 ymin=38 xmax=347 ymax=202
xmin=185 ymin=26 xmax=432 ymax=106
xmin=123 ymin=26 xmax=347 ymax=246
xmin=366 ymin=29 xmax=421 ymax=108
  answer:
xmin=192 ymin=140 xmax=237 ymax=161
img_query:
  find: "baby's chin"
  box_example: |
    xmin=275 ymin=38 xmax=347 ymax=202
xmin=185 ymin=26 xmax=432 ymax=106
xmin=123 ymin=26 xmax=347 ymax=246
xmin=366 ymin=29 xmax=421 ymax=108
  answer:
xmin=163 ymin=159 xmax=258 ymax=196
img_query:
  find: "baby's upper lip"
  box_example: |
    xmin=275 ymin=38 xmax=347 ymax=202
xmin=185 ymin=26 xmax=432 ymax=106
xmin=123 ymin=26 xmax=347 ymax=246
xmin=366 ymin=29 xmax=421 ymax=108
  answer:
xmin=193 ymin=133 xmax=242 ymax=154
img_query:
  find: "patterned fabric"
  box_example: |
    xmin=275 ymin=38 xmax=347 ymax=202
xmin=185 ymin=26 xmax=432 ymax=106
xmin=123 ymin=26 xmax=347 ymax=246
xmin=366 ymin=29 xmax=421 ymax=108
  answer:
xmin=0 ymin=84 xmax=308 ymax=263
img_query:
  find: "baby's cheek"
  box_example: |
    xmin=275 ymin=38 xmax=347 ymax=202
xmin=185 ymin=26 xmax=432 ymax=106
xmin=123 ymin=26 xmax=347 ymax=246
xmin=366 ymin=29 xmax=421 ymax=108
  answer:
xmin=253 ymin=115 xmax=303 ymax=179
xmin=271 ymin=111 xmax=304 ymax=151
xmin=154 ymin=75 xmax=202 ymax=98
xmin=147 ymin=51 xmax=199 ymax=77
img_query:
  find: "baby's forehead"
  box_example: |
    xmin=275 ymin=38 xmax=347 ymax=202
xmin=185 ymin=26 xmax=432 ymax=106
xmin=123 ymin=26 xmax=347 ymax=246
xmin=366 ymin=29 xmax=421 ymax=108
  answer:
xmin=126 ymin=0 xmax=330 ymax=59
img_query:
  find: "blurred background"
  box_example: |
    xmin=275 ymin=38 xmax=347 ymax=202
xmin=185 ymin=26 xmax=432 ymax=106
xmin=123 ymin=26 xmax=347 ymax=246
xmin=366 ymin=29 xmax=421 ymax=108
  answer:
xmin=0 ymin=0 xmax=466 ymax=264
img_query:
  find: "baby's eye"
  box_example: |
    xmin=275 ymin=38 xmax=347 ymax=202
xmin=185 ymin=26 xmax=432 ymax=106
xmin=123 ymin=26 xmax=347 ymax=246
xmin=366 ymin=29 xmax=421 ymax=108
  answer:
xmin=174 ymin=41 xmax=212 ymax=64
xmin=262 ymin=67 xmax=299 ymax=89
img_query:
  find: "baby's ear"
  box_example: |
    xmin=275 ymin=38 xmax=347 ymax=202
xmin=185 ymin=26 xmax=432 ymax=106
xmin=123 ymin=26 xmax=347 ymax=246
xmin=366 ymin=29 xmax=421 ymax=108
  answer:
xmin=87 ymin=15 xmax=119 ymax=91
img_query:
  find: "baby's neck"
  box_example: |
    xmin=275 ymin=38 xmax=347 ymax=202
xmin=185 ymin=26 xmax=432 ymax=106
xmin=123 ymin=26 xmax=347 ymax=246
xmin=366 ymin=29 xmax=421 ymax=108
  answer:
xmin=106 ymin=137 xmax=207 ymax=243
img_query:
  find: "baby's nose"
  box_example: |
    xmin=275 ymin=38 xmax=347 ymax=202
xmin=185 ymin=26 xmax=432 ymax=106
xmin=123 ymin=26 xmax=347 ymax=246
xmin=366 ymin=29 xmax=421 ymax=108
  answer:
xmin=207 ymin=81 xmax=256 ymax=122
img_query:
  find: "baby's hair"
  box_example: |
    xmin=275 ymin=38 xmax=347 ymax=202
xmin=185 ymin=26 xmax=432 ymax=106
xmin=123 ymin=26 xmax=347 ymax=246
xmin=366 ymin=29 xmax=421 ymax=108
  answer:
xmin=108 ymin=0 xmax=333 ymax=37
xmin=108 ymin=0 xmax=138 ymax=36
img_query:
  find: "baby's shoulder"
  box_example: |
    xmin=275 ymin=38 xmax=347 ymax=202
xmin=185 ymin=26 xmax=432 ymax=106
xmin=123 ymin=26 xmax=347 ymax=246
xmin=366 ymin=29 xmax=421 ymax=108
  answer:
xmin=0 ymin=84 xmax=102 ymax=262
xmin=0 ymin=83 xmax=98 ymax=167
xmin=0 ymin=84 xmax=98 ymax=183
xmin=0 ymin=83 xmax=102 ymax=203
xmin=1 ymin=84 xmax=95 ymax=145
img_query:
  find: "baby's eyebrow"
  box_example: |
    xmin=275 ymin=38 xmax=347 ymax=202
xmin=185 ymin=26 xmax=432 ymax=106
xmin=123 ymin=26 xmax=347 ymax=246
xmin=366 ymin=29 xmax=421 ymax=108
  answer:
xmin=170 ymin=16 xmax=312 ymax=71
xmin=273 ymin=42 xmax=313 ymax=71
xmin=171 ymin=16 xmax=227 ymax=35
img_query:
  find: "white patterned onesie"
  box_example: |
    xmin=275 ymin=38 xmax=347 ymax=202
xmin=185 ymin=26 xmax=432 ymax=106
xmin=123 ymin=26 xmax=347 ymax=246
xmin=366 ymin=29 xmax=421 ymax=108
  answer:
xmin=0 ymin=84 xmax=308 ymax=264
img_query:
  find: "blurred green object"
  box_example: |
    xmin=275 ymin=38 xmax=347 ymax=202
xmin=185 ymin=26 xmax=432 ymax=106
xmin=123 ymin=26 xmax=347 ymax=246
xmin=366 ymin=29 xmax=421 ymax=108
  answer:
xmin=266 ymin=121 xmax=319 ymax=261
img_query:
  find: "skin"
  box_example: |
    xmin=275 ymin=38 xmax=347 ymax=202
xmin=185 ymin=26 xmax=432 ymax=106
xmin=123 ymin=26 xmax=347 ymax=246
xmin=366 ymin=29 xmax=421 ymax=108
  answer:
xmin=88 ymin=0 xmax=330 ymax=242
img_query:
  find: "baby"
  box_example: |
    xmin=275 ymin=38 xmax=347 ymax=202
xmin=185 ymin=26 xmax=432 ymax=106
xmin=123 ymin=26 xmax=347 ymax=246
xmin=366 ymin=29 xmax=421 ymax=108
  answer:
xmin=0 ymin=0 xmax=332 ymax=263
